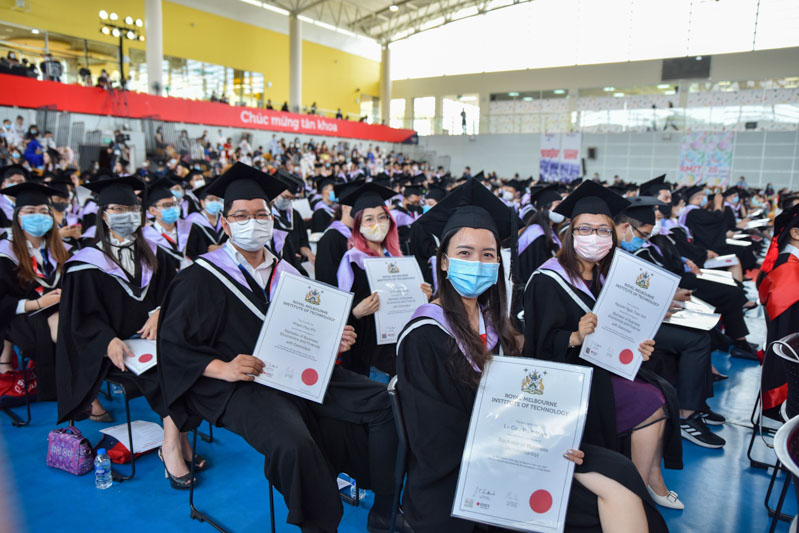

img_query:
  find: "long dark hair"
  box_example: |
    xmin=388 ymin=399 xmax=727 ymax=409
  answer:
xmin=435 ymin=228 xmax=522 ymax=386
xmin=522 ymin=203 xmax=558 ymax=255
xmin=10 ymin=206 xmax=69 ymax=286
xmin=95 ymin=205 xmax=158 ymax=277
xmin=556 ymin=214 xmax=617 ymax=286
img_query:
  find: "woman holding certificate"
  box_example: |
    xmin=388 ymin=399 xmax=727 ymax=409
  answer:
xmin=336 ymin=183 xmax=432 ymax=375
xmin=523 ymin=181 xmax=685 ymax=510
xmin=397 ymin=180 xmax=667 ymax=533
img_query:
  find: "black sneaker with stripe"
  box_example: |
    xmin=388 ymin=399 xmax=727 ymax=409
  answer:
xmin=680 ymin=412 xmax=725 ymax=448
xmin=700 ymin=409 xmax=725 ymax=426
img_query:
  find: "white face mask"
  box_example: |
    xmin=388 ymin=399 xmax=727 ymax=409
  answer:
xmin=359 ymin=220 xmax=390 ymax=243
xmin=650 ymin=223 xmax=661 ymax=236
xmin=501 ymin=190 xmax=514 ymax=201
xmin=548 ymin=211 xmax=565 ymax=224
xmin=227 ymin=218 xmax=274 ymax=252
xmin=192 ymin=179 xmax=206 ymax=189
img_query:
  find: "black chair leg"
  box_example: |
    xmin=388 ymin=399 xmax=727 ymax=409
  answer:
xmin=111 ymin=391 xmax=135 ymax=482
xmin=198 ymin=421 xmax=214 ymax=443
xmin=2 ymin=355 xmax=31 ymax=427
xmin=765 ymin=461 xmax=794 ymax=524
xmin=269 ymin=481 xmax=276 ymax=533
xmin=189 ymin=429 xmax=227 ymax=532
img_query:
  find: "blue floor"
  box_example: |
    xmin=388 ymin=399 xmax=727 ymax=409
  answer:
xmin=0 ymin=351 xmax=794 ymax=533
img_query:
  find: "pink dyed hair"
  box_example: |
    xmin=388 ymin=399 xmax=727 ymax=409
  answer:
xmin=349 ymin=206 xmax=403 ymax=257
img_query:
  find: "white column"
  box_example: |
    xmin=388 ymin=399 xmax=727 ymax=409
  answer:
xmin=379 ymin=44 xmax=391 ymax=125
xmin=289 ymin=14 xmax=302 ymax=113
xmin=145 ymin=0 xmax=164 ymax=95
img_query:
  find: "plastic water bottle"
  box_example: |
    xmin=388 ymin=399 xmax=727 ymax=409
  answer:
xmin=348 ymin=476 xmax=367 ymax=503
xmin=94 ymin=448 xmax=112 ymax=490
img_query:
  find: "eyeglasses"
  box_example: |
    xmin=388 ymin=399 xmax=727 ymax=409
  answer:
xmin=157 ymin=202 xmax=179 ymax=209
xmin=574 ymin=225 xmax=613 ymax=237
xmin=106 ymin=206 xmax=141 ymax=214
xmin=632 ymin=225 xmax=651 ymax=240
xmin=226 ymin=211 xmax=272 ymax=223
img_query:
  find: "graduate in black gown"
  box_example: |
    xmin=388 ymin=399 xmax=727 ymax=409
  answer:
xmin=0 ymin=165 xmax=29 ymax=230
xmin=184 ymin=186 xmax=227 ymax=259
xmin=55 ymin=175 xmax=198 ymax=489
xmin=141 ymin=177 xmax=193 ymax=271
xmin=758 ymin=205 xmax=799 ymax=417
xmin=181 ymin=169 xmax=207 ymax=215
xmin=397 ymin=179 xmax=667 ymax=533
xmin=336 ymin=183 xmax=432 ymax=375
xmin=408 ymin=185 xmax=447 ymax=287
xmin=48 ymin=173 xmax=84 ymax=249
xmin=311 ymin=175 xmax=338 ymax=233
xmin=523 ymin=181 xmax=684 ymax=509
xmin=517 ymin=184 xmax=565 ymax=285
xmin=391 ymin=174 xmax=424 ymax=256
xmin=157 ymin=163 xmax=409 ymax=533
xmin=314 ymin=179 xmax=363 ymax=287
xmin=272 ymin=169 xmax=314 ymax=265
xmin=0 ymin=183 xmax=70 ymax=400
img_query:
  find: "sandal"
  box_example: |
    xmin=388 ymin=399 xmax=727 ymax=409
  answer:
xmin=89 ymin=409 xmax=114 ymax=423
xmin=158 ymin=447 xmax=195 ymax=490
xmin=189 ymin=454 xmax=209 ymax=472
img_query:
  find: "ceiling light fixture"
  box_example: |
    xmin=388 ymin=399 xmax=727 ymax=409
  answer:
xmin=389 ymin=4 xmax=399 ymax=12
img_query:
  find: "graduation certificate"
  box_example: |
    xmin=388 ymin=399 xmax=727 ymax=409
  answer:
xmin=363 ymin=257 xmax=428 ymax=345
xmin=452 ymin=356 xmax=592 ymax=533
xmin=252 ymin=272 xmax=353 ymax=403
xmin=579 ymin=250 xmax=680 ymax=380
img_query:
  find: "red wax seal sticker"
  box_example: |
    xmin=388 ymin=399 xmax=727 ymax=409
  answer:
xmin=529 ymin=490 xmax=553 ymax=513
xmin=301 ymin=368 xmax=318 ymax=386
xmin=138 ymin=353 xmax=154 ymax=363
xmin=619 ymin=349 xmax=634 ymax=365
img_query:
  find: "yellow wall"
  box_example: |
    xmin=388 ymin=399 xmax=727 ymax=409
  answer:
xmin=0 ymin=0 xmax=379 ymax=115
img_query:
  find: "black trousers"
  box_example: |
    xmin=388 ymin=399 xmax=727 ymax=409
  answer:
xmin=651 ymin=324 xmax=713 ymax=411
xmin=215 ymin=367 xmax=398 ymax=531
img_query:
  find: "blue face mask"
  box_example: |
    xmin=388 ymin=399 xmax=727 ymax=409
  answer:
xmin=20 ymin=213 xmax=53 ymax=237
xmin=422 ymin=204 xmax=433 ymax=214
xmin=700 ymin=196 xmax=708 ymax=208
xmin=445 ymin=256 xmax=500 ymax=299
xmin=620 ymin=233 xmax=646 ymax=253
xmin=205 ymin=200 xmax=223 ymax=215
xmin=328 ymin=190 xmax=337 ymax=203
xmin=171 ymin=190 xmax=183 ymax=201
xmin=160 ymin=206 xmax=180 ymax=224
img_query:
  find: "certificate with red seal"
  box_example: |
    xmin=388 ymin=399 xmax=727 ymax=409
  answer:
xmin=252 ymin=272 xmax=353 ymax=403
xmin=579 ymin=249 xmax=680 ymax=380
xmin=122 ymin=339 xmax=158 ymax=375
xmin=452 ymin=356 xmax=592 ymax=533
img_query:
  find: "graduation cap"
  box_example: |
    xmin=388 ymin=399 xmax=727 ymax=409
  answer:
xmin=530 ymin=184 xmax=563 ymax=208
xmin=145 ymin=176 xmax=179 ymax=208
xmin=425 ymin=185 xmax=448 ymax=203
xmin=203 ymin=162 xmax=287 ymax=212
xmin=84 ymin=175 xmax=144 ymax=205
xmin=472 ymin=171 xmax=485 ymax=183
xmin=372 ymin=172 xmax=391 ymax=188
xmin=47 ymin=174 xmax=74 ymax=198
xmin=682 ymin=184 xmax=705 ymax=202
xmin=553 ymin=181 xmax=630 ymax=219
xmin=335 ymin=178 xmax=365 ymax=203
xmin=639 ymin=174 xmax=669 ymax=196
xmin=417 ymin=180 xmax=514 ymax=242
xmin=404 ymin=174 xmax=426 ymax=197
xmin=314 ymin=174 xmax=338 ymax=193
xmin=505 ymin=179 xmax=525 ymax=193
xmin=762 ymin=203 xmax=799 ymax=274
xmin=0 ymin=182 xmax=60 ymax=208
xmin=341 ymin=182 xmax=396 ymax=216
xmin=1 ymin=164 xmax=29 ymax=183
xmin=722 ymin=187 xmax=742 ymax=198
xmin=620 ymin=196 xmax=665 ymax=226
xmin=274 ymin=169 xmax=305 ymax=195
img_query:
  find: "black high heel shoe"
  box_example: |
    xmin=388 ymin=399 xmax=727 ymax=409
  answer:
xmin=157 ymin=447 xmax=195 ymax=490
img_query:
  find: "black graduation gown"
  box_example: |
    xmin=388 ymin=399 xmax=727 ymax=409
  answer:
xmin=518 ymin=233 xmax=556 ymax=286
xmin=522 ymin=270 xmax=683 ymax=469
xmin=396 ymin=319 xmax=668 ymax=533
xmin=393 ymin=206 xmax=417 ymax=256
xmin=723 ymin=205 xmax=738 ymax=232
xmin=0 ymin=253 xmax=61 ymax=400
xmin=343 ymin=264 xmax=396 ymax=376
xmin=408 ymin=220 xmax=437 ymax=286
xmin=157 ymin=254 xmax=397 ymax=529
xmin=275 ymin=207 xmax=311 ymax=258
xmin=311 ymin=206 xmax=334 ymax=233
xmin=185 ymin=192 xmax=203 ymax=215
xmin=55 ymin=245 xmax=176 ymax=422
xmin=685 ymin=208 xmax=756 ymax=270
xmin=185 ymin=218 xmax=227 ymax=259
xmin=315 ymin=228 xmax=349 ymax=287
xmin=667 ymin=226 xmax=707 ymax=267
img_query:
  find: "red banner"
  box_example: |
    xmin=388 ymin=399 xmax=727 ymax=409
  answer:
xmin=0 ymin=74 xmax=416 ymax=143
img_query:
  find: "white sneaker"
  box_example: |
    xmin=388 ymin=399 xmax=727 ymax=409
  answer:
xmin=647 ymin=485 xmax=685 ymax=510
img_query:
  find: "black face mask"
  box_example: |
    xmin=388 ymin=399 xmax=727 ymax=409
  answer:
xmin=52 ymin=201 xmax=69 ymax=213
xmin=658 ymin=204 xmax=673 ymax=217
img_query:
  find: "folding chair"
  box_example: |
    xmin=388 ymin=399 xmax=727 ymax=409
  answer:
xmin=1 ymin=346 xmax=32 ymax=427
xmin=768 ymin=414 xmax=799 ymax=532
xmin=188 ymin=428 xmax=276 ymax=533
xmin=104 ymin=372 xmax=144 ymax=482
xmin=387 ymin=376 xmax=409 ymax=533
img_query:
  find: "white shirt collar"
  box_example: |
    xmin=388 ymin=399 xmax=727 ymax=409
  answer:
xmin=26 ymin=239 xmax=45 ymax=266
xmin=784 ymin=243 xmax=799 ymax=261
xmin=223 ymin=241 xmax=276 ymax=289
xmin=154 ymin=220 xmax=177 ymax=237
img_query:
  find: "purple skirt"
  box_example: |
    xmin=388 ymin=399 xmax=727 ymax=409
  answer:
xmin=610 ymin=375 xmax=666 ymax=434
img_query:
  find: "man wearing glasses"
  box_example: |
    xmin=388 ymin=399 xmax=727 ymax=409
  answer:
xmin=142 ymin=177 xmax=192 ymax=270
